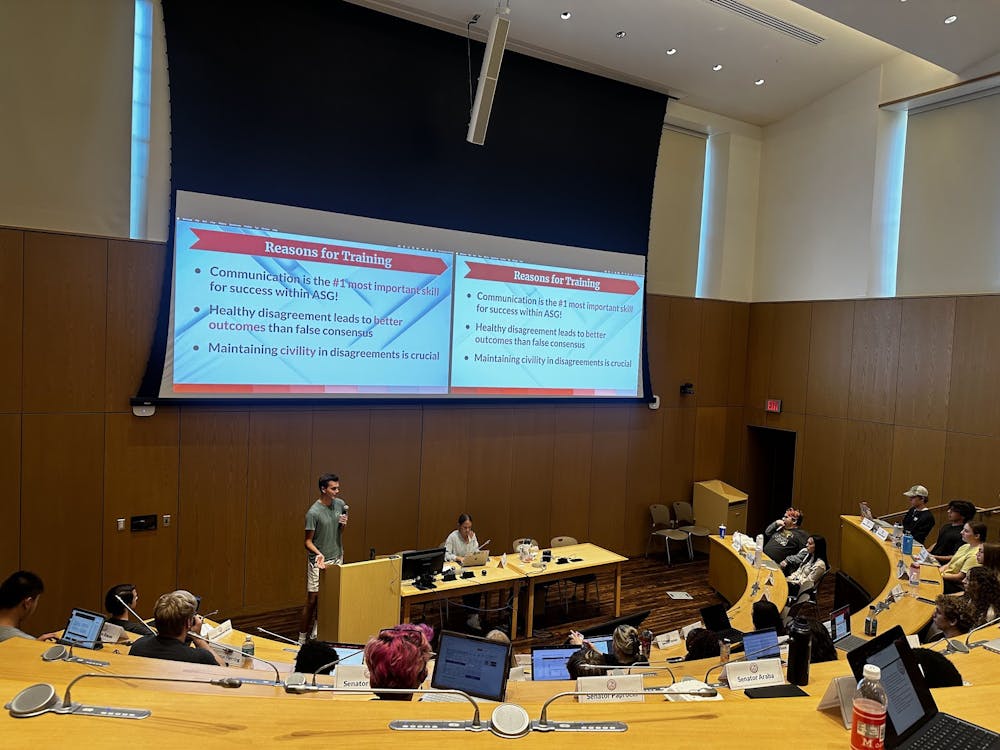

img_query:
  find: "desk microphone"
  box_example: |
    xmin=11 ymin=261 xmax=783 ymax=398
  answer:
xmin=958 ymin=615 xmax=1000 ymax=651
xmin=533 ymin=689 xmax=716 ymax=732
xmin=5 ymin=673 xmax=243 ymax=720
xmin=704 ymin=640 xmax=784 ymax=684
xmin=255 ymin=626 xmax=298 ymax=645
xmin=41 ymin=641 xmax=110 ymax=668
xmin=115 ymin=594 xmax=157 ymax=636
xmin=186 ymin=631 xmax=283 ymax=685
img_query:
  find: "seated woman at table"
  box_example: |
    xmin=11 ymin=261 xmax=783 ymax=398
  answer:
xmin=941 ymin=522 xmax=986 ymax=593
xmin=751 ymin=600 xmax=786 ymax=637
xmin=785 ymin=534 xmax=828 ymax=599
xmin=979 ymin=542 xmax=1000 ymax=574
xmin=609 ymin=624 xmax=642 ymax=666
xmin=964 ymin=565 xmax=1000 ymax=627
xmin=567 ymin=644 xmax=608 ymax=679
xmin=294 ymin=639 xmax=340 ymax=675
xmin=921 ymin=594 xmax=975 ymax=644
xmin=441 ymin=513 xmax=484 ymax=631
xmin=364 ymin=623 xmax=434 ymax=700
xmin=684 ymin=627 xmax=721 ymax=661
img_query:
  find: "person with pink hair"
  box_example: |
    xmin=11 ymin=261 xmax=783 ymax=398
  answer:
xmin=364 ymin=623 xmax=434 ymax=700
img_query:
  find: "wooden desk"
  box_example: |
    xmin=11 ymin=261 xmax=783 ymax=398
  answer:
xmin=400 ymin=561 xmax=524 ymax=637
xmin=506 ymin=544 xmax=627 ymax=638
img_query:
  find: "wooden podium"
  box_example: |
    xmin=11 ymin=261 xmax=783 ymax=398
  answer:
xmin=318 ymin=556 xmax=401 ymax=643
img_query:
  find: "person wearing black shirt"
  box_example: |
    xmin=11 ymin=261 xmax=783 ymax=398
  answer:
xmin=104 ymin=583 xmax=152 ymax=637
xmin=763 ymin=508 xmax=808 ymax=564
xmin=929 ymin=500 xmax=976 ymax=563
xmin=901 ymin=484 xmax=935 ymax=544
xmin=129 ymin=590 xmax=221 ymax=666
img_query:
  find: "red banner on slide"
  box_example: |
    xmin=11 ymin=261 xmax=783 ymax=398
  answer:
xmin=464 ymin=261 xmax=638 ymax=295
xmin=189 ymin=229 xmax=447 ymax=275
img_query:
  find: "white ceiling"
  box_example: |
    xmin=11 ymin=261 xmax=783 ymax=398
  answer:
xmin=349 ymin=0 xmax=1000 ymax=126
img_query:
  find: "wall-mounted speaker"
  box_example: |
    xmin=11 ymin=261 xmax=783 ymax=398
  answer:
xmin=466 ymin=8 xmax=510 ymax=145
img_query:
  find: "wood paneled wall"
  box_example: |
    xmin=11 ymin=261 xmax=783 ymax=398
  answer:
xmin=0 ymin=228 xmax=748 ymax=631
xmin=743 ymin=296 xmax=1000 ymax=567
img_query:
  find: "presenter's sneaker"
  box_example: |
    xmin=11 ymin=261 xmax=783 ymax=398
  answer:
xmin=466 ymin=614 xmax=482 ymax=631
xmin=298 ymin=633 xmax=307 ymax=645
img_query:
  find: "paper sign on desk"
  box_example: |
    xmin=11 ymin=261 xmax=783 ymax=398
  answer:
xmin=817 ymin=675 xmax=856 ymax=728
xmin=655 ymin=630 xmax=682 ymax=649
xmin=205 ymin=619 xmax=233 ymax=640
xmin=875 ymin=527 xmax=890 ymax=542
xmin=335 ymin=664 xmax=371 ymax=690
xmin=860 ymin=517 xmax=875 ymax=531
xmin=765 ymin=572 xmax=774 ymax=586
xmin=726 ymin=658 xmax=784 ymax=690
xmin=892 ymin=584 xmax=905 ymax=599
xmin=576 ymin=674 xmax=644 ymax=703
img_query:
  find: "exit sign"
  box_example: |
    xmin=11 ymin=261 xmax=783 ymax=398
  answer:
xmin=765 ymin=398 xmax=782 ymax=413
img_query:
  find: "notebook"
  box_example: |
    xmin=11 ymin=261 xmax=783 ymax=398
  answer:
xmin=530 ymin=645 xmax=580 ymax=681
xmin=430 ymin=630 xmax=511 ymax=701
xmin=830 ymin=604 xmax=869 ymax=652
xmin=60 ymin=608 xmax=106 ymax=649
xmin=699 ymin=603 xmax=745 ymax=644
xmin=848 ymin=630 xmax=1000 ymax=749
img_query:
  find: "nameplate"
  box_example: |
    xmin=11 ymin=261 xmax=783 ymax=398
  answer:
xmin=205 ymin=619 xmax=233 ymax=640
xmin=655 ymin=630 xmax=682 ymax=649
xmin=726 ymin=658 xmax=784 ymax=689
xmin=508 ymin=666 xmax=526 ymax=682
xmin=100 ymin=621 xmax=124 ymax=643
xmin=860 ymin=518 xmax=875 ymax=531
xmin=575 ymin=674 xmax=644 ymax=703
xmin=891 ymin=584 xmax=905 ymax=599
xmin=209 ymin=643 xmax=245 ymax=667
xmin=875 ymin=527 xmax=890 ymax=541
xmin=335 ymin=664 xmax=371 ymax=690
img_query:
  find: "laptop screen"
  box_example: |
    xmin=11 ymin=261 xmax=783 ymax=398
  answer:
xmin=530 ymin=646 xmax=579 ymax=681
xmin=331 ymin=643 xmax=365 ymax=667
xmin=740 ymin=628 xmax=779 ymax=660
xmin=699 ymin=603 xmax=731 ymax=632
xmin=586 ymin=635 xmax=613 ymax=655
xmin=431 ymin=631 xmax=511 ymax=701
xmin=830 ymin=605 xmax=851 ymax=641
xmin=63 ymin=609 xmax=105 ymax=647
xmin=863 ymin=640 xmax=926 ymax=740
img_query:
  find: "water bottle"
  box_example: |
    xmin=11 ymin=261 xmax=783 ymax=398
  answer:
xmin=851 ymin=664 xmax=888 ymax=750
xmin=719 ymin=638 xmax=731 ymax=664
xmin=865 ymin=606 xmax=879 ymax=637
xmin=901 ymin=532 xmax=913 ymax=555
xmin=754 ymin=534 xmax=764 ymax=568
xmin=892 ymin=524 xmax=903 ymax=546
xmin=242 ymin=635 xmax=255 ymax=666
xmin=639 ymin=629 xmax=653 ymax=661
xmin=908 ymin=560 xmax=921 ymax=587
xmin=786 ymin=616 xmax=811 ymax=686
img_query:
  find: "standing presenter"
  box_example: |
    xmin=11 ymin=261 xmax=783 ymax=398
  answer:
xmin=299 ymin=473 xmax=347 ymax=645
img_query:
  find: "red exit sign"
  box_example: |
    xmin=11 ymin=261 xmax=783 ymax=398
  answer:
xmin=765 ymin=398 xmax=782 ymax=413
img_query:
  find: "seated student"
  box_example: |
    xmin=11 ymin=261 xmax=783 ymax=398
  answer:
xmin=751 ymin=600 xmax=786 ymax=637
xmin=129 ymin=590 xmax=222 ymax=666
xmin=901 ymin=484 xmax=936 ymax=544
xmin=684 ymin=627 xmax=721 ymax=661
xmin=963 ymin=566 xmax=1000 ymax=627
xmin=365 ymin=623 xmax=433 ymax=700
xmin=979 ymin=542 xmax=1000 ymax=574
xmin=929 ymin=500 xmax=976 ymax=564
xmin=609 ymin=624 xmax=642 ymax=666
xmin=941 ymin=522 xmax=986 ymax=593
xmin=104 ymin=583 xmax=151 ymax=636
xmin=566 ymin=644 xmax=608 ymax=679
xmin=807 ymin=618 xmax=837 ymax=663
xmin=921 ymin=594 xmax=975 ymax=644
xmin=765 ymin=508 xmax=808 ymax=565
xmin=294 ymin=639 xmax=340 ymax=675
xmin=785 ymin=534 xmax=828 ymax=599
xmin=912 ymin=648 xmax=963 ymax=688
xmin=0 ymin=570 xmax=59 ymax=643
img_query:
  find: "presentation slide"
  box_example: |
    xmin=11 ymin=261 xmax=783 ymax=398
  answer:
xmin=159 ymin=192 xmax=646 ymax=401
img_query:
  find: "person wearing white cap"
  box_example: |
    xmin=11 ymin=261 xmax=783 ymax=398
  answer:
xmin=902 ymin=484 xmax=935 ymax=544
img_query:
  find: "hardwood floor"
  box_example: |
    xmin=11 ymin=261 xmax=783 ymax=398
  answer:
xmin=232 ymin=552 xmax=836 ymax=649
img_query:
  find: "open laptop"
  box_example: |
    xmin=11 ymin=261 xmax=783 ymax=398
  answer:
xmin=829 ymin=604 xmax=869 ymax=652
xmin=699 ymin=603 xmax=745 ymax=644
xmin=586 ymin=634 xmax=614 ymax=655
xmin=739 ymin=627 xmax=780 ymax=660
xmin=60 ymin=608 xmax=106 ymax=649
xmin=860 ymin=501 xmax=894 ymax=530
xmin=847 ymin=627 xmax=1000 ymax=749
xmin=530 ymin=645 xmax=580 ymax=681
xmin=429 ymin=630 xmax=511 ymax=702
xmin=462 ymin=549 xmax=490 ymax=567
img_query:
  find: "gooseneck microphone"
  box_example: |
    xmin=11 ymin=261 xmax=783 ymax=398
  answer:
xmin=533 ymin=689 xmax=717 ymax=732
xmin=576 ymin=661 xmax=677 ymax=685
xmin=186 ymin=631 xmax=283 ymax=685
xmin=256 ymin=626 xmax=298 ymax=645
xmin=63 ymin=672 xmax=243 ymax=708
xmin=959 ymin=615 xmax=1000 ymax=651
xmin=115 ymin=594 xmax=157 ymax=636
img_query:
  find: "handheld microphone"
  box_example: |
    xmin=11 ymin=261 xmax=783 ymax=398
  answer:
xmin=187 ymin=631 xmax=283 ymax=685
xmin=341 ymin=503 xmax=349 ymax=516
xmin=115 ymin=594 xmax=156 ymax=636
xmin=41 ymin=641 xmax=110 ymax=668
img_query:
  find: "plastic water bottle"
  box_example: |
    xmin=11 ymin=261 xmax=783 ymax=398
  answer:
xmin=754 ymin=534 xmax=764 ymax=568
xmin=786 ymin=616 xmax=811 ymax=686
xmin=908 ymin=560 xmax=921 ymax=587
xmin=242 ymin=635 xmax=255 ymax=666
xmin=851 ymin=664 xmax=888 ymax=750
xmin=865 ymin=606 xmax=879 ymax=636
xmin=719 ymin=638 xmax=731 ymax=663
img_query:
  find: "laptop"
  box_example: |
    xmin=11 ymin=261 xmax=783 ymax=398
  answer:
xmin=739 ymin=627 xmax=780 ymax=660
xmin=830 ymin=604 xmax=869 ymax=652
xmin=430 ymin=630 xmax=511 ymax=702
xmin=586 ymin=634 xmax=614 ymax=656
xmin=462 ymin=549 xmax=490 ymax=567
xmin=60 ymin=608 xmax=106 ymax=649
xmin=330 ymin=642 xmax=366 ymax=667
xmin=847 ymin=628 xmax=1000 ymax=749
xmin=530 ymin=645 xmax=580 ymax=681
xmin=860 ymin=501 xmax=894 ymax=530
xmin=699 ymin=603 xmax=745 ymax=644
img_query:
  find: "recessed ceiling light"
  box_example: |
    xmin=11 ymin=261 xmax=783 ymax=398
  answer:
xmin=560 ymin=11 xmax=571 ymax=20
xmin=665 ymin=48 xmax=677 ymax=55
xmin=712 ymin=64 xmax=723 ymax=71
xmin=615 ymin=30 xmax=627 ymax=39
xmin=754 ymin=78 xmax=765 ymax=86
xmin=944 ymin=15 xmax=957 ymax=24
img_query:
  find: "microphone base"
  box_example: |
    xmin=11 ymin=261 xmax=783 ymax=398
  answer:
xmin=68 ymin=702 xmax=152 ymax=720
xmin=531 ymin=720 xmax=628 ymax=732
xmin=390 ymin=719 xmax=482 ymax=731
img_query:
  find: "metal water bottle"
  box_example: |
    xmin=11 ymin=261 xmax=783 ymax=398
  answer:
xmin=786 ymin=616 xmax=812 ymax=686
